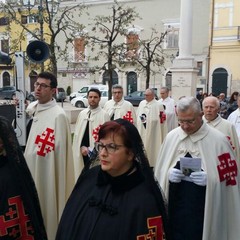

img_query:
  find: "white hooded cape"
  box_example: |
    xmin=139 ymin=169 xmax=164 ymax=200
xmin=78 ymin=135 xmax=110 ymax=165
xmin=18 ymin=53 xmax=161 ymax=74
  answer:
xmin=155 ymin=123 xmax=240 ymax=240
xmin=104 ymin=99 xmax=137 ymax=125
xmin=137 ymin=99 xmax=167 ymax=167
xmin=203 ymin=114 xmax=240 ymax=161
xmin=24 ymin=99 xmax=74 ymax=240
xmin=72 ymin=106 xmax=110 ymax=181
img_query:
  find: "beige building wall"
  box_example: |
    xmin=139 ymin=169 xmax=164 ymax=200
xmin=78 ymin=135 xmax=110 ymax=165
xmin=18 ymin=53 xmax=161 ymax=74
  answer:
xmin=56 ymin=0 xmax=211 ymax=96
xmin=209 ymin=0 xmax=240 ymax=97
xmin=0 ymin=0 xmax=211 ymax=97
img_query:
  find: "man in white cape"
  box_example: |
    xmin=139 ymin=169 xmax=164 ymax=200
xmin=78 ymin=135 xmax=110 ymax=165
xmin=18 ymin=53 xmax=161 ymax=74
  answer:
xmin=104 ymin=84 xmax=137 ymax=125
xmin=158 ymin=86 xmax=178 ymax=132
xmin=155 ymin=96 xmax=240 ymax=240
xmin=137 ymin=88 xmax=167 ymax=167
xmin=202 ymin=96 xmax=240 ymax=160
xmin=24 ymin=72 xmax=75 ymax=240
xmin=72 ymin=88 xmax=110 ymax=181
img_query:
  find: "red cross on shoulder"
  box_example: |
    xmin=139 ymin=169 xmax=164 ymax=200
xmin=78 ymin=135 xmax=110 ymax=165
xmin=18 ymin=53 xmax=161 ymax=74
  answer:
xmin=137 ymin=216 xmax=164 ymax=240
xmin=123 ymin=111 xmax=134 ymax=123
xmin=35 ymin=127 xmax=55 ymax=157
xmin=217 ymin=152 xmax=238 ymax=186
xmin=92 ymin=125 xmax=102 ymax=142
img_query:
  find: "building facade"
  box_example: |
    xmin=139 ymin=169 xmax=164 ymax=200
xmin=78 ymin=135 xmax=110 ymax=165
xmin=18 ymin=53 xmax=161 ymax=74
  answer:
xmin=56 ymin=0 xmax=211 ymax=97
xmin=0 ymin=0 xmax=211 ymax=98
xmin=209 ymin=0 xmax=240 ymax=97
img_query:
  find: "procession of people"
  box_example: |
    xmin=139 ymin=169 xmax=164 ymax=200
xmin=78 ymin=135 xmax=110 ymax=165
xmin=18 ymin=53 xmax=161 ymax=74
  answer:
xmin=1 ymin=72 xmax=240 ymax=240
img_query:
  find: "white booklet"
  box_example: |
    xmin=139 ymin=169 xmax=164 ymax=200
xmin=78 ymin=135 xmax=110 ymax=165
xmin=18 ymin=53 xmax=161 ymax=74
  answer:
xmin=180 ymin=157 xmax=202 ymax=182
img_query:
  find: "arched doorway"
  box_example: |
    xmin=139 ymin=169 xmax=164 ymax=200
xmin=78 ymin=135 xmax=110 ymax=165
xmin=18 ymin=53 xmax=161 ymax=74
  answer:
xmin=127 ymin=71 xmax=137 ymax=94
xmin=29 ymin=70 xmax=38 ymax=92
xmin=2 ymin=72 xmax=10 ymax=86
xmin=212 ymin=68 xmax=228 ymax=96
xmin=102 ymin=70 xmax=118 ymax=85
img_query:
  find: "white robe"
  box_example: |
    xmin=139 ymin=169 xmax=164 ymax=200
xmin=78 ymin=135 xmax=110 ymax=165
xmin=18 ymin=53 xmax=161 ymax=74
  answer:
xmin=155 ymin=123 xmax=240 ymax=240
xmin=203 ymin=114 xmax=240 ymax=161
xmin=72 ymin=106 xmax=110 ymax=181
xmin=158 ymin=97 xmax=178 ymax=132
xmin=137 ymin=99 xmax=167 ymax=167
xmin=104 ymin=98 xmax=137 ymax=125
xmin=24 ymin=99 xmax=74 ymax=240
xmin=227 ymin=108 xmax=240 ymax=145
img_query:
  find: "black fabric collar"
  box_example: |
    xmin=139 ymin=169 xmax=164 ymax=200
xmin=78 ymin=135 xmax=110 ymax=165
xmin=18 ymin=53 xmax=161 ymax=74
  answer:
xmin=97 ymin=161 xmax=144 ymax=193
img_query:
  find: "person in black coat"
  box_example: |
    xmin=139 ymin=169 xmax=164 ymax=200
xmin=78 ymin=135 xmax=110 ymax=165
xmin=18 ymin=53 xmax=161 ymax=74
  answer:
xmin=56 ymin=118 xmax=169 ymax=240
xmin=0 ymin=116 xmax=47 ymax=240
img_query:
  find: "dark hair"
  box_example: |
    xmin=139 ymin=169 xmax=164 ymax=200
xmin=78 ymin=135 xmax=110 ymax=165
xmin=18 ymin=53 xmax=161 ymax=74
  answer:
xmin=37 ymin=71 xmax=58 ymax=88
xmin=229 ymin=91 xmax=239 ymax=104
xmin=98 ymin=119 xmax=143 ymax=156
xmin=0 ymin=116 xmax=47 ymax=239
xmin=87 ymin=88 xmax=101 ymax=98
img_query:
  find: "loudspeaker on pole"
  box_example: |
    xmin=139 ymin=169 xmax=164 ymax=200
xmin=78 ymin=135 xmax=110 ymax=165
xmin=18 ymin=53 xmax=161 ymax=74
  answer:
xmin=26 ymin=40 xmax=50 ymax=63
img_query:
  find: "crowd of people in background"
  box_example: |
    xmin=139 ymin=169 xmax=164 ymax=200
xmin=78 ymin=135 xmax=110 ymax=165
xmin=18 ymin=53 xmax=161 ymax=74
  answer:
xmin=1 ymin=73 xmax=240 ymax=240
xmin=197 ymin=90 xmax=239 ymax=119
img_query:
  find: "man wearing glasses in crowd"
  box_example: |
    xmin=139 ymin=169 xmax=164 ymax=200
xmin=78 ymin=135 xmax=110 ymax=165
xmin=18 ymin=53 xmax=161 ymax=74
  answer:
xmin=104 ymin=84 xmax=137 ymax=125
xmin=155 ymin=96 xmax=240 ymax=240
xmin=24 ymin=71 xmax=75 ymax=240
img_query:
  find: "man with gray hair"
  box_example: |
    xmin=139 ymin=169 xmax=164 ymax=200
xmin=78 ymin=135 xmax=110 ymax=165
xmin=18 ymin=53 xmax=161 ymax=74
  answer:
xmin=202 ymin=96 xmax=240 ymax=160
xmin=137 ymin=88 xmax=167 ymax=167
xmin=104 ymin=84 xmax=137 ymax=125
xmin=155 ymin=96 xmax=240 ymax=240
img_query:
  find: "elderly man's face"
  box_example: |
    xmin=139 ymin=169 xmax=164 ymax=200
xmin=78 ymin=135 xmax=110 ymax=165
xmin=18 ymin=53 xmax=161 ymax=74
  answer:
xmin=145 ymin=90 xmax=154 ymax=102
xmin=112 ymin=88 xmax=123 ymax=102
xmin=203 ymin=98 xmax=219 ymax=121
xmin=178 ymin=108 xmax=203 ymax=135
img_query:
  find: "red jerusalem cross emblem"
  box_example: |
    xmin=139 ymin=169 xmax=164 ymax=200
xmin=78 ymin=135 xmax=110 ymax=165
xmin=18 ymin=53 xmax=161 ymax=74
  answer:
xmin=0 ymin=196 xmax=34 ymax=239
xmin=35 ymin=127 xmax=55 ymax=156
xmin=123 ymin=111 xmax=134 ymax=123
xmin=217 ymin=152 xmax=238 ymax=186
xmin=159 ymin=111 xmax=166 ymax=124
xmin=92 ymin=125 xmax=102 ymax=142
xmin=137 ymin=216 xmax=164 ymax=240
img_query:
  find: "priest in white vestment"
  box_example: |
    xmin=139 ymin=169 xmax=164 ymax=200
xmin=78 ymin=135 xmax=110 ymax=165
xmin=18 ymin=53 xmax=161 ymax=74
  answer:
xmin=137 ymin=88 xmax=167 ymax=167
xmin=155 ymin=96 xmax=240 ymax=240
xmin=104 ymin=84 xmax=137 ymax=125
xmin=72 ymin=88 xmax=110 ymax=181
xmin=24 ymin=72 xmax=74 ymax=240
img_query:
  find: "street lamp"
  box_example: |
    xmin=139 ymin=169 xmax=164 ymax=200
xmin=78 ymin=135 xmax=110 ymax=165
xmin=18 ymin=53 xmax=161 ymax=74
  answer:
xmin=22 ymin=0 xmax=59 ymax=41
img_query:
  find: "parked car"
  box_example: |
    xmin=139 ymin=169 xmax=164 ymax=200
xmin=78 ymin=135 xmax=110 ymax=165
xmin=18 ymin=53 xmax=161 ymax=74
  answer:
xmin=124 ymin=91 xmax=145 ymax=106
xmin=27 ymin=87 xmax=66 ymax=102
xmin=55 ymin=87 xmax=66 ymax=102
xmin=69 ymin=84 xmax=108 ymax=101
xmin=26 ymin=91 xmax=35 ymax=102
xmin=71 ymin=90 xmax=108 ymax=108
xmin=124 ymin=90 xmax=158 ymax=106
xmin=0 ymin=86 xmax=16 ymax=100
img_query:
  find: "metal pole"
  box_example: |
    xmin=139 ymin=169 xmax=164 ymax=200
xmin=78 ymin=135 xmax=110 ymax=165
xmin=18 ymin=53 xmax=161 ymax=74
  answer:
xmin=15 ymin=52 xmax=27 ymax=147
xmin=39 ymin=0 xmax=44 ymax=71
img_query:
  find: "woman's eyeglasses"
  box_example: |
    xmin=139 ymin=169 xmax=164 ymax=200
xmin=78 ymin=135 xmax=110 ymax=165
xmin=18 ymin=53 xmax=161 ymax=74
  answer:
xmin=94 ymin=142 xmax=124 ymax=153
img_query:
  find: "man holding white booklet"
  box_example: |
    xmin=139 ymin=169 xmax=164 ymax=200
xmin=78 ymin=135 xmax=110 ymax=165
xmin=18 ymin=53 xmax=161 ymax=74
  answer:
xmin=155 ymin=96 xmax=240 ymax=240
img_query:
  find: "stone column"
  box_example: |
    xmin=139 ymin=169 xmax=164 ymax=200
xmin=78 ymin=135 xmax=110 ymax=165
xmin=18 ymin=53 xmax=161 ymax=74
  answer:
xmin=170 ymin=0 xmax=198 ymax=101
